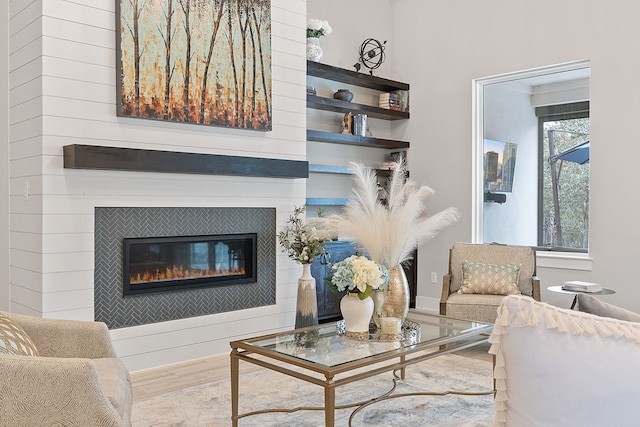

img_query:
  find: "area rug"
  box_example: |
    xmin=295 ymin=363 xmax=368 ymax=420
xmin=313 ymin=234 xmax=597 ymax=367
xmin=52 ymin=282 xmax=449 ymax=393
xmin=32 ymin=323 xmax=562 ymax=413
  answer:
xmin=131 ymin=353 xmax=494 ymax=426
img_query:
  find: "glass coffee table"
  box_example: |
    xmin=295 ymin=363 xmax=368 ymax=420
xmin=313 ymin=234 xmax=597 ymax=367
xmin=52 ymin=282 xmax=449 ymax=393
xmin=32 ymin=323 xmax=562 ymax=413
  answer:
xmin=230 ymin=311 xmax=493 ymax=426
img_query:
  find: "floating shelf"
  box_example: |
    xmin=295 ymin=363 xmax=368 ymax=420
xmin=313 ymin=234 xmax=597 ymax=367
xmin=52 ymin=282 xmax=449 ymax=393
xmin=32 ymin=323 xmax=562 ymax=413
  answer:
xmin=307 ymin=94 xmax=409 ymax=120
xmin=63 ymin=144 xmax=309 ymax=179
xmin=306 ymin=198 xmax=350 ymax=206
xmin=306 ymin=130 xmax=409 ymax=149
xmin=308 ymin=163 xmax=408 ymax=178
xmin=307 ymin=61 xmax=409 ymax=92
xmin=308 ymin=164 xmax=352 ymax=174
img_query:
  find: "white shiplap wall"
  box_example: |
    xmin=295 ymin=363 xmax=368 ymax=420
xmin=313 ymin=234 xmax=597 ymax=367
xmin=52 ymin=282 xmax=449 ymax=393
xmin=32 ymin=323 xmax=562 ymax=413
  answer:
xmin=9 ymin=0 xmax=309 ymax=370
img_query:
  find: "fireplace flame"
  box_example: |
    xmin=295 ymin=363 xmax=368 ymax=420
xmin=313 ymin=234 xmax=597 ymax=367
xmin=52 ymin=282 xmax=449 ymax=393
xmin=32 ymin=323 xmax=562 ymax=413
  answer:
xmin=131 ymin=265 xmax=245 ymax=284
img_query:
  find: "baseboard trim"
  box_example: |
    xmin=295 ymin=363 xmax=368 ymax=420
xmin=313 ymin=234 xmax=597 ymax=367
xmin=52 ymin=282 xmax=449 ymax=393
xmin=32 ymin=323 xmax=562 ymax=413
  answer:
xmin=415 ymin=296 xmax=439 ymax=314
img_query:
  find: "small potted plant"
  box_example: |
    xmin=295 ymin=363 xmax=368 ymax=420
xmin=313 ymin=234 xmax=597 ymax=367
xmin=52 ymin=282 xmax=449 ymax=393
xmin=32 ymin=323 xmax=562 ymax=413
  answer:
xmin=325 ymin=255 xmax=389 ymax=337
xmin=306 ymin=18 xmax=332 ymax=62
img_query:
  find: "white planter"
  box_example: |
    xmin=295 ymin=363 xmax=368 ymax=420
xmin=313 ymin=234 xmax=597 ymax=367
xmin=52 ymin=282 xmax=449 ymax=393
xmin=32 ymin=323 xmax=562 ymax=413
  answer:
xmin=340 ymin=293 xmax=373 ymax=336
xmin=306 ymin=37 xmax=323 ymax=62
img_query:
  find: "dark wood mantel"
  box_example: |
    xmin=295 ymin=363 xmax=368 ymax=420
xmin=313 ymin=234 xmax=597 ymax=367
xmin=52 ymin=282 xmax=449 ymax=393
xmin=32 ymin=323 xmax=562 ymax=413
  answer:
xmin=63 ymin=144 xmax=308 ymax=179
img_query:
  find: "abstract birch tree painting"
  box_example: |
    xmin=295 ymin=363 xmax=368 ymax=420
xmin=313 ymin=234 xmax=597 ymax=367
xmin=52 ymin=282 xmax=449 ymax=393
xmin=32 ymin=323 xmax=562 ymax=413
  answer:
xmin=117 ymin=0 xmax=272 ymax=131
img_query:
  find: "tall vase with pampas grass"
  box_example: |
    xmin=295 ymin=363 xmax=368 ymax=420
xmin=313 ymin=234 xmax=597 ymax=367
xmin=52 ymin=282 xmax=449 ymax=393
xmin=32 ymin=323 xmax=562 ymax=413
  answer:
xmin=318 ymin=160 xmax=460 ymax=327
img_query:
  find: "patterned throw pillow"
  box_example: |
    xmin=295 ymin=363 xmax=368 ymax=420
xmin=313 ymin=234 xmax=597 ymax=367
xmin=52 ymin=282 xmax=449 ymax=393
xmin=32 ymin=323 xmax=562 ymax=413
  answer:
xmin=0 ymin=312 xmax=39 ymax=356
xmin=458 ymin=260 xmax=522 ymax=296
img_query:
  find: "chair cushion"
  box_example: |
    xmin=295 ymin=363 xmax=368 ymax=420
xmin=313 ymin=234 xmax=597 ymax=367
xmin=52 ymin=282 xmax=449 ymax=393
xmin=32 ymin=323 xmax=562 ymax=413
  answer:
xmin=576 ymin=293 xmax=640 ymax=322
xmin=458 ymin=260 xmax=521 ymax=295
xmin=0 ymin=312 xmax=39 ymax=356
xmin=444 ymin=293 xmax=506 ymax=323
xmin=93 ymin=358 xmax=132 ymax=420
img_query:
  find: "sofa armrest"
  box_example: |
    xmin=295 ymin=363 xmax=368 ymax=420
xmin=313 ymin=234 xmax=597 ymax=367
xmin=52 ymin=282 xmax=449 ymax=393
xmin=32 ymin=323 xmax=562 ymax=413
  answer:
xmin=490 ymin=295 xmax=640 ymax=427
xmin=440 ymin=273 xmax=453 ymax=315
xmin=7 ymin=313 xmax=117 ymax=359
xmin=531 ymin=276 xmax=541 ymax=300
xmin=0 ymin=354 xmax=125 ymax=427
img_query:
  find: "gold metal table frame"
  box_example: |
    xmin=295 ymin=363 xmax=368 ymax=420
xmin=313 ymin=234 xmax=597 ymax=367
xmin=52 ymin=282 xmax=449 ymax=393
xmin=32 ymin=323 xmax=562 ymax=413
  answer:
xmin=230 ymin=311 xmax=493 ymax=427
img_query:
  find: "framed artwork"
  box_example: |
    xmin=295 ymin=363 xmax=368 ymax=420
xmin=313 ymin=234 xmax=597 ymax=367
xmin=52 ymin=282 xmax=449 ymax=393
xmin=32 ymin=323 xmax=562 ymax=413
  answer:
xmin=116 ymin=0 xmax=272 ymax=131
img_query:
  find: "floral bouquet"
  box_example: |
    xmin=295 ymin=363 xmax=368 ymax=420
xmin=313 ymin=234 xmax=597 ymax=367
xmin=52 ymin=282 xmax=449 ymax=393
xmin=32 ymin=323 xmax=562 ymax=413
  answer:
xmin=278 ymin=205 xmax=331 ymax=264
xmin=325 ymin=255 xmax=389 ymax=300
xmin=306 ymin=19 xmax=332 ymax=38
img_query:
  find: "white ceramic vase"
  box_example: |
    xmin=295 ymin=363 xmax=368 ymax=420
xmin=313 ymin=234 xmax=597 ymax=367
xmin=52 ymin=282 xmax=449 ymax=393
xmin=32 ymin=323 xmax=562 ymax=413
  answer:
xmin=295 ymin=263 xmax=318 ymax=329
xmin=306 ymin=37 xmax=323 ymax=62
xmin=340 ymin=293 xmax=373 ymax=335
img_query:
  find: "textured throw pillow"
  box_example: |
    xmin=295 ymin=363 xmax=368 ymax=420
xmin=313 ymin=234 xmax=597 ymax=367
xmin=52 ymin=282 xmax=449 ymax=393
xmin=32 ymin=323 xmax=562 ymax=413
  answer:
xmin=0 ymin=312 xmax=39 ymax=356
xmin=458 ymin=260 xmax=521 ymax=295
xmin=576 ymin=293 xmax=640 ymax=322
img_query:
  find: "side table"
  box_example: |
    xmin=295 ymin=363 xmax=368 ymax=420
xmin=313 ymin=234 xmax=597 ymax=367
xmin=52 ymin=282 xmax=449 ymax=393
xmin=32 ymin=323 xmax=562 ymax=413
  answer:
xmin=547 ymin=285 xmax=615 ymax=309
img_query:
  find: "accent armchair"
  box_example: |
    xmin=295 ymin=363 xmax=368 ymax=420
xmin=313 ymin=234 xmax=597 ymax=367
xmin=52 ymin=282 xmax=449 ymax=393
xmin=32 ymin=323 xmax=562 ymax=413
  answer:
xmin=0 ymin=311 xmax=132 ymax=426
xmin=440 ymin=243 xmax=540 ymax=323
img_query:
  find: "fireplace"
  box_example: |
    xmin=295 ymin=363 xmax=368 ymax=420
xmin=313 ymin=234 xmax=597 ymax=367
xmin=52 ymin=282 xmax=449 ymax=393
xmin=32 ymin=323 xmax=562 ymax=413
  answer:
xmin=95 ymin=207 xmax=275 ymax=329
xmin=123 ymin=233 xmax=257 ymax=296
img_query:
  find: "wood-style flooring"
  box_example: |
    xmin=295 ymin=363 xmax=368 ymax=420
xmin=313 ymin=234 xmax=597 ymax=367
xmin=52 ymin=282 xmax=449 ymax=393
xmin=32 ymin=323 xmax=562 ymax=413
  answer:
xmin=130 ymin=341 xmax=492 ymax=403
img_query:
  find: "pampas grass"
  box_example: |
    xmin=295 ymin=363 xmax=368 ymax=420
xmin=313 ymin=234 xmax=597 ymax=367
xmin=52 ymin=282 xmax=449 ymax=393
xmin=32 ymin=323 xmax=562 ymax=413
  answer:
xmin=319 ymin=161 xmax=460 ymax=267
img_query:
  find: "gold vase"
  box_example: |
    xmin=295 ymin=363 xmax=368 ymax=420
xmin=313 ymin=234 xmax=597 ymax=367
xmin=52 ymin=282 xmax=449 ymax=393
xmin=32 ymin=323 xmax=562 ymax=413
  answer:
xmin=373 ymin=265 xmax=409 ymax=328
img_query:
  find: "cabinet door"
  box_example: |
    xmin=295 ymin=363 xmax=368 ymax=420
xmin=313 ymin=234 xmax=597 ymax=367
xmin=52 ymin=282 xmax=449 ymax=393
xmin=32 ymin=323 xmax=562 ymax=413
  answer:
xmin=310 ymin=241 xmax=357 ymax=322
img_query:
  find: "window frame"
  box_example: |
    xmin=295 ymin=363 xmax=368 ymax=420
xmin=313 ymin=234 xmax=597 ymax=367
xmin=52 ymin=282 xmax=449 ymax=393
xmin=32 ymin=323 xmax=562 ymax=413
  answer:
xmin=535 ymin=101 xmax=590 ymax=253
xmin=471 ymin=60 xmax=591 ymax=267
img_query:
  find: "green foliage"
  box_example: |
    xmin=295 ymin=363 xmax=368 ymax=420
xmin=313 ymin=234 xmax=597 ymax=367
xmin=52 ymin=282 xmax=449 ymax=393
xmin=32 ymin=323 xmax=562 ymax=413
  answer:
xmin=278 ymin=205 xmax=330 ymax=264
xmin=542 ymin=118 xmax=590 ymax=249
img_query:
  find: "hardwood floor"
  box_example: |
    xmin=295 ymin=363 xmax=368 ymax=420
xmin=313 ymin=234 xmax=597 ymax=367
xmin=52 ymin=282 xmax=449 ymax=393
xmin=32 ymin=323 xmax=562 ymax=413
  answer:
xmin=130 ymin=341 xmax=492 ymax=403
xmin=131 ymin=352 xmax=258 ymax=401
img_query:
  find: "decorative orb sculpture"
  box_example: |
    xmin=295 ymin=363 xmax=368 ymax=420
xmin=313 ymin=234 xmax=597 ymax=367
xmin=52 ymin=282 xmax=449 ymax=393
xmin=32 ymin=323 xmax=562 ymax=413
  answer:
xmin=357 ymin=38 xmax=387 ymax=75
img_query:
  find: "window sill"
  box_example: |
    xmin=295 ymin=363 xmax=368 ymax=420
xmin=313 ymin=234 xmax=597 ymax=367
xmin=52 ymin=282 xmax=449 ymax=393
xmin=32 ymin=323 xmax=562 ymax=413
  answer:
xmin=536 ymin=251 xmax=593 ymax=271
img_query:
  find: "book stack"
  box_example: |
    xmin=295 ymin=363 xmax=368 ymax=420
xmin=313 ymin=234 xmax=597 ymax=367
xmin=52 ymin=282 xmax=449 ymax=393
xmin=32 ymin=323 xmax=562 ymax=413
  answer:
xmin=379 ymin=92 xmax=401 ymax=111
xmin=561 ymin=280 xmax=602 ymax=293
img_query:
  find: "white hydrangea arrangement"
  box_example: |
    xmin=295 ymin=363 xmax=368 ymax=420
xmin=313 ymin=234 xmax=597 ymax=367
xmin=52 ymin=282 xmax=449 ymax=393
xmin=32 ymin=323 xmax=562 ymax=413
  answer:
xmin=306 ymin=19 xmax=332 ymax=38
xmin=326 ymin=255 xmax=389 ymax=300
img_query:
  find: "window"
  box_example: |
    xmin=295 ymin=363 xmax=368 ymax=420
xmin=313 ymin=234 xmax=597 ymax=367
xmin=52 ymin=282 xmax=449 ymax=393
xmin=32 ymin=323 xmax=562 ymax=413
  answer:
xmin=473 ymin=61 xmax=590 ymax=255
xmin=537 ymin=102 xmax=590 ymax=251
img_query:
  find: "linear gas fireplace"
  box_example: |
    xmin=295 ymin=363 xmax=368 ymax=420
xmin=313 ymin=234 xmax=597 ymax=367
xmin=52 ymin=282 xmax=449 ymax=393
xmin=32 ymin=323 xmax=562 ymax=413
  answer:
xmin=123 ymin=233 xmax=257 ymax=296
xmin=95 ymin=207 xmax=275 ymax=329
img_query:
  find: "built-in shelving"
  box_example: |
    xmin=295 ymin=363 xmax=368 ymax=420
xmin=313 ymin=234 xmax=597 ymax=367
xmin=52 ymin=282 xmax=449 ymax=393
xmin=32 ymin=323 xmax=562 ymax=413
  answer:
xmin=306 ymin=130 xmax=409 ymax=149
xmin=306 ymin=61 xmax=417 ymax=318
xmin=308 ymin=164 xmax=352 ymax=174
xmin=308 ymin=163 xmax=408 ymax=178
xmin=305 ymin=62 xmax=411 ymax=209
xmin=307 ymin=94 xmax=409 ymax=120
xmin=307 ymin=61 xmax=409 ymax=92
xmin=306 ymin=197 xmax=351 ymax=206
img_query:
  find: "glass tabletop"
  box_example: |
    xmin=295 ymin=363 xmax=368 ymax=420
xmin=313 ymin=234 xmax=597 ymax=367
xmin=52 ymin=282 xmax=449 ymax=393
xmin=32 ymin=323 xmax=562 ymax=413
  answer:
xmin=242 ymin=312 xmax=492 ymax=368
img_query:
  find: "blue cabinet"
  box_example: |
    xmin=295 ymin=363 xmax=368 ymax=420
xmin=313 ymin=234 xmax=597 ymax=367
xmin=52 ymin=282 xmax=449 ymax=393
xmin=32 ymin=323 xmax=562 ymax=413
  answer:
xmin=311 ymin=240 xmax=356 ymax=323
xmin=311 ymin=240 xmax=417 ymax=323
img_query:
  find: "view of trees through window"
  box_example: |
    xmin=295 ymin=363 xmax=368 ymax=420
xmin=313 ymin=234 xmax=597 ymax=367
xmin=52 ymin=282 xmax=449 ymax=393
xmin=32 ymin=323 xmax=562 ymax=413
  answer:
xmin=540 ymin=113 xmax=590 ymax=251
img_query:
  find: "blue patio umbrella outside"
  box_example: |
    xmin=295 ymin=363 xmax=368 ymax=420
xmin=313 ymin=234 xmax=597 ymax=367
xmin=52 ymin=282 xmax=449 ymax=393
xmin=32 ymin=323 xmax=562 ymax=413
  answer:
xmin=549 ymin=140 xmax=590 ymax=165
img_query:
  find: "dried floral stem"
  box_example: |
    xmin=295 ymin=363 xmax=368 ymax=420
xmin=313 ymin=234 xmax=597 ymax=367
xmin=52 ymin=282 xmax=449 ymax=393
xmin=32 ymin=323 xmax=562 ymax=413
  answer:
xmin=319 ymin=161 xmax=460 ymax=267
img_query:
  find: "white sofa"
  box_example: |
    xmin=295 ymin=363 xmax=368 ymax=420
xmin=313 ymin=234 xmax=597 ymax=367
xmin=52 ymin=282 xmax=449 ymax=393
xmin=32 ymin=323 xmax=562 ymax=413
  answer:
xmin=489 ymin=295 xmax=640 ymax=427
